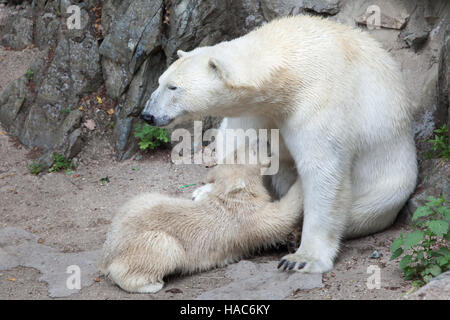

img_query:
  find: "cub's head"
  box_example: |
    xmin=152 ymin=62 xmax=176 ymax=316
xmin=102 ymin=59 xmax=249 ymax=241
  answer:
xmin=141 ymin=47 xmax=255 ymax=127
xmin=206 ymin=165 xmax=268 ymax=198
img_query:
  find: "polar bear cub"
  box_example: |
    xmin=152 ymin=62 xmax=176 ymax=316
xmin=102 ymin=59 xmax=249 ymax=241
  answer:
xmin=99 ymin=165 xmax=303 ymax=293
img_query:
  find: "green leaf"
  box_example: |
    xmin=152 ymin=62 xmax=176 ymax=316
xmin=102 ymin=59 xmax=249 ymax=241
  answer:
xmin=403 ymin=230 xmax=425 ymax=250
xmin=412 ymin=206 xmax=434 ymax=221
xmin=426 ymin=196 xmax=444 ymax=207
xmin=437 ymin=206 xmax=450 ymax=220
xmin=400 ymin=255 xmax=413 ymax=270
xmin=390 ymin=247 xmax=403 ymax=260
xmin=391 ymin=237 xmax=403 ymax=252
xmin=436 ymin=256 xmax=448 ymax=267
xmin=425 ymin=220 xmax=449 ymax=238
xmin=445 ymin=231 xmax=450 ymax=242
xmin=435 ymin=247 xmax=450 ymax=257
xmin=423 ymin=264 xmax=442 ymax=277
xmin=403 ymin=267 xmax=416 ymax=280
xmin=412 ymin=280 xmax=424 ymax=288
xmin=416 ymin=251 xmax=424 ymax=261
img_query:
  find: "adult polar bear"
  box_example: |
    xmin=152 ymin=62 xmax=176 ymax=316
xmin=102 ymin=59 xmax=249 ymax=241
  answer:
xmin=141 ymin=16 xmax=418 ymax=273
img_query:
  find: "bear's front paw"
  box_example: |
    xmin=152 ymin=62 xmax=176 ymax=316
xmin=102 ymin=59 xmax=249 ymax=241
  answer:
xmin=277 ymin=253 xmax=332 ymax=273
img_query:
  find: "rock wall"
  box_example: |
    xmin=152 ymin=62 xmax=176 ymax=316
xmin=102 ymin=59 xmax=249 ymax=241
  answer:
xmin=0 ymin=0 xmax=449 ymax=207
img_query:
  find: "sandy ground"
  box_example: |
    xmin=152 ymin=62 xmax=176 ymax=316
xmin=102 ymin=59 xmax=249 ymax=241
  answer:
xmin=0 ymin=45 xmax=417 ymax=300
xmin=0 ymin=122 xmax=415 ymax=300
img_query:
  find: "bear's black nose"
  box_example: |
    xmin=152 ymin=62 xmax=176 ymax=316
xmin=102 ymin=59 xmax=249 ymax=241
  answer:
xmin=140 ymin=113 xmax=155 ymax=125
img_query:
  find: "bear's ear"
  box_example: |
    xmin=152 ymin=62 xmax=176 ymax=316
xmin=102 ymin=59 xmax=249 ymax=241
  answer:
xmin=209 ymin=57 xmax=261 ymax=89
xmin=177 ymin=50 xmax=188 ymax=58
xmin=208 ymin=58 xmax=235 ymax=86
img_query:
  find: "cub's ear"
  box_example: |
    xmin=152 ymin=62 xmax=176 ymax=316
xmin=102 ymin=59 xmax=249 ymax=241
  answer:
xmin=206 ymin=169 xmax=216 ymax=183
xmin=177 ymin=50 xmax=188 ymax=58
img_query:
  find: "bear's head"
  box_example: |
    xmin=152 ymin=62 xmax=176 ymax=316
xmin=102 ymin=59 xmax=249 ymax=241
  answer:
xmin=141 ymin=46 xmax=267 ymax=127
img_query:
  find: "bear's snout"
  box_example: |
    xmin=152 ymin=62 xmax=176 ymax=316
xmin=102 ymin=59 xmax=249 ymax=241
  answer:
xmin=140 ymin=112 xmax=174 ymax=127
xmin=140 ymin=112 xmax=155 ymax=125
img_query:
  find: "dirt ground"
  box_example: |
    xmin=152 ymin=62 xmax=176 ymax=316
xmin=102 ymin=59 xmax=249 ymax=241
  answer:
xmin=0 ymin=46 xmax=417 ymax=300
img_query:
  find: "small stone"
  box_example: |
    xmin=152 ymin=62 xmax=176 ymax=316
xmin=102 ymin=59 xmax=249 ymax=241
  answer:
xmin=370 ymin=250 xmax=381 ymax=259
xmin=355 ymin=11 xmax=409 ymax=30
xmin=303 ymin=0 xmax=340 ymax=16
xmin=403 ymin=31 xmax=429 ymax=52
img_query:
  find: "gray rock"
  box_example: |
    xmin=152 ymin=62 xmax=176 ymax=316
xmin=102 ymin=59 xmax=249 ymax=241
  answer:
xmin=196 ymin=260 xmax=323 ymax=300
xmin=406 ymin=271 xmax=450 ymax=300
xmin=0 ymin=0 xmax=449 ymax=166
xmin=113 ymin=51 xmax=166 ymax=160
xmin=412 ymin=65 xmax=440 ymax=154
xmin=403 ymin=31 xmax=429 ymax=51
xmin=34 ymin=11 xmax=60 ymax=49
xmin=0 ymin=77 xmax=29 ymax=137
xmin=99 ymin=0 xmax=163 ymax=99
xmin=6 ymin=0 xmax=30 ymax=5
xmin=0 ymin=0 xmax=101 ymax=165
xmin=0 ymin=227 xmax=101 ymax=298
xmin=302 ymin=0 xmax=340 ymax=16
xmin=37 ymin=110 xmax=84 ymax=168
xmin=355 ymin=11 xmax=409 ymax=30
xmin=437 ymin=24 xmax=449 ymax=140
xmin=400 ymin=159 xmax=449 ymax=223
xmin=101 ymin=0 xmax=133 ymax=35
xmin=0 ymin=9 xmax=33 ymax=49
xmin=399 ymin=1 xmax=432 ymax=52
xmin=260 ymin=0 xmax=340 ymax=21
xmin=260 ymin=0 xmax=304 ymax=20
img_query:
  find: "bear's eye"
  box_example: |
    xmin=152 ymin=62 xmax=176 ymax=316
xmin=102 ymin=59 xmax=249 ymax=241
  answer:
xmin=168 ymin=85 xmax=178 ymax=91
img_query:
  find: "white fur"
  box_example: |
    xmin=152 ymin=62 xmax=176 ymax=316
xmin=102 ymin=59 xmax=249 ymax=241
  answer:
xmin=144 ymin=16 xmax=418 ymax=273
xmin=100 ymin=165 xmax=303 ymax=292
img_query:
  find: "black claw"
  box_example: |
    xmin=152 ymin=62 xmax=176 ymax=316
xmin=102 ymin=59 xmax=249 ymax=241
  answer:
xmin=288 ymin=262 xmax=296 ymax=270
xmin=277 ymin=259 xmax=286 ymax=269
xmin=297 ymin=262 xmax=306 ymax=270
xmin=282 ymin=262 xmax=289 ymax=271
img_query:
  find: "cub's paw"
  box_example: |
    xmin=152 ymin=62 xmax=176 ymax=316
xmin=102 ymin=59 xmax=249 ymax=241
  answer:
xmin=277 ymin=253 xmax=332 ymax=273
xmin=135 ymin=282 xmax=164 ymax=294
xmin=192 ymin=183 xmax=214 ymax=201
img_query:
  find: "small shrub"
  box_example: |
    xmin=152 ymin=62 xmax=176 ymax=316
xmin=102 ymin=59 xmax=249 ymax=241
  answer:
xmin=133 ymin=124 xmax=170 ymax=150
xmin=28 ymin=162 xmax=44 ymax=175
xmin=25 ymin=69 xmax=34 ymax=81
xmin=48 ymin=153 xmax=73 ymax=173
xmin=390 ymin=196 xmax=450 ymax=287
xmin=426 ymin=125 xmax=450 ymax=161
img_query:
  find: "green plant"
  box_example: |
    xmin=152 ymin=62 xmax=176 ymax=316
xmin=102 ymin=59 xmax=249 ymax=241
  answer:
xmin=133 ymin=124 xmax=170 ymax=150
xmin=60 ymin=107 xmax=72 ymax=115
xmin=390 ymin=196 xmax=450 ymax=287
xmin=99 ymin=177 xmax=110 ymax=186
xmin=48 ymin=153 xmax=73 ymax=173
xmin=28 ymin=162 xmax=44 ymax=175
xmin=426 ymin=125 xmax=450 ymax=161
xmin=25 ymin=69 xmax=34 ymax=81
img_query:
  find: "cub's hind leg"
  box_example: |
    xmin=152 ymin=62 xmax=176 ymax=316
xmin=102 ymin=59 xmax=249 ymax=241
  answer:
xmin=105 ymin=231 xmax=186 ymax=293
